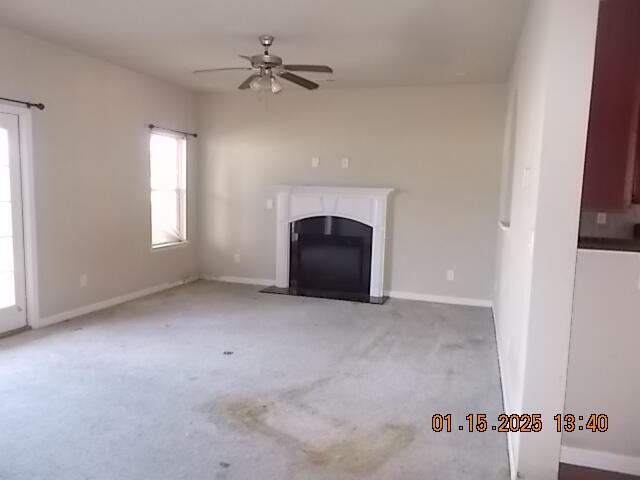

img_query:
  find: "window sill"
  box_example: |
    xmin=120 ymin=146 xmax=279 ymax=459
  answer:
xmin=151 ymin=240 xmax=190 ymax=252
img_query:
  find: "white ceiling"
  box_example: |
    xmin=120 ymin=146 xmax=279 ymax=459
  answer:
xmin=0 ymin=0 xmax=529 ymax=92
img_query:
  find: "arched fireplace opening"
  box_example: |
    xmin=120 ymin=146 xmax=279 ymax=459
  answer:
xmin=289 ymin=216 xmax=373 ymax=302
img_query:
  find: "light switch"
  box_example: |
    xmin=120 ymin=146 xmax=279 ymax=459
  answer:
xmin=266 ymin=199 xmax=274 ymax=210
xmin=311 ymin=157 xmax=320 ymax=168
xmin=529 ymin=231 xmax=535 ymax=256
xmin=522 ymin=167 xmax=531 ymax=188
xmin=341 ymin=157 xmax=350 ymax=169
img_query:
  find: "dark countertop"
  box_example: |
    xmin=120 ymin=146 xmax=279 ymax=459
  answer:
xmin=578 ymin=236 xmax=640 ymax=252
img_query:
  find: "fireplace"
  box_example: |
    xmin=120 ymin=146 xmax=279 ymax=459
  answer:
xmin=289 ymin=216 xmax=372 ymax=301
xmin=261 ymin=186 xmax=393 ymax=304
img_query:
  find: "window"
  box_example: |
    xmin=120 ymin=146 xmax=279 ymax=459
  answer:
xmin=150 ymin=131 xmax=187 ymax=248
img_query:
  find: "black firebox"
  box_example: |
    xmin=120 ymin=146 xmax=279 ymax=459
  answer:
xmin=261 ymin=215 xmax=386 ymax=303
xmin=290 ymin=216 xmax=372 ymax=302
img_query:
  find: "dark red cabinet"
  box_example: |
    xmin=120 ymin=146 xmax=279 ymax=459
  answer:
xmin=634 ymin=109 xmax=640 ymax=204
xmin=582 ymin=0 xmax=640 ymax=211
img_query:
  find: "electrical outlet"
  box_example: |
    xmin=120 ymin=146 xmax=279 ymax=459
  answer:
xmin=266 ymin=199 xmax=274 ymax=210
xmin=80 ymin=274 xmax=88 ymax=288
xmin=596 ymin=212 xmax=607 ymax=225
xmin=447 ymin=270 xmax=455 ymax=282
xmin=233 ymin=253 xmax=241 ymax=264
xmin=311 ymin=157 xmax=320 ymax=168
xmin=341 ymin=157 xmax=350 ymax=169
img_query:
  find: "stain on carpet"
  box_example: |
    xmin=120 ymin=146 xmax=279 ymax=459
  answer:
xmin=199 ymin=329 xmax=420 ymax=475
xmin=302 ymin=423 xmax=415 ymax=474
xmin=208 ymin=393 xmax=415 ymax=475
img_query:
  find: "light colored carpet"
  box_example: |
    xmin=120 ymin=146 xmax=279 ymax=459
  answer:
xmin=0 ymin=281 xmax=508 ymax=480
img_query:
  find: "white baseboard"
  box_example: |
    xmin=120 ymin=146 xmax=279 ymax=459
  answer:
xmin=561 ymin=446 xmax=640 ymax=476
xmin=33 ymin=277 xmax=198 ymax=329
xmin=386 ymin=290 xmax=492 ymax=308
xmin=202 ymin=276 xmax=492 ymax=307
xmin=201 ymin=274 xmax=275 ymax=287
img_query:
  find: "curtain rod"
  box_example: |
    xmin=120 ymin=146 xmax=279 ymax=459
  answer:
xmin=148 ymin=123 xmax=197 ymax=138
xmin=0 ymin=96 xmax=45 ymax=110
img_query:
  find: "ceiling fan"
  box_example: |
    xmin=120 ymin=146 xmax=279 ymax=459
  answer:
xmin=193 ymin=35 xmax=333 ymax=94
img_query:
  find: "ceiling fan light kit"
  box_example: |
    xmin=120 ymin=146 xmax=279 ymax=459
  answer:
xmin=270 ymin=76 xmax=283 ymax=94
xmin=248 ymin=71 xmax=283 ymax=94
xmin=194 ymin=35 xmax=333 ymax=94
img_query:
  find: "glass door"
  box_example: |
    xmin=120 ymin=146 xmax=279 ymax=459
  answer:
xmin=0 ymin=112 xmax=26 ymax=334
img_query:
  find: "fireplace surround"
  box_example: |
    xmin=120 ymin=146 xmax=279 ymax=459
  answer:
xmin=264 ymin=186 xmax=393 ymax=303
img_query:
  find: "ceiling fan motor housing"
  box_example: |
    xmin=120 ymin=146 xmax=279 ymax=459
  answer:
xmin=250 ymin=54 xmax=283 ymax=68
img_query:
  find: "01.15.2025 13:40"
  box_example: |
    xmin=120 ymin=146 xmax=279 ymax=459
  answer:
xmin=431 ymin=413 xmax=608 ymax=433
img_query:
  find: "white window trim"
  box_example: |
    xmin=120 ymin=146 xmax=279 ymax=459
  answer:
xmin=149 ymin=129 xmax=187 ymax=249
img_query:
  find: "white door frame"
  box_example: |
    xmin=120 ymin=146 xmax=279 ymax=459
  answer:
xmin=0 ymin=102 xmax=39 ymax=328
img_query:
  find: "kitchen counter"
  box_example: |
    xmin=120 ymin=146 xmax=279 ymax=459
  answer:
xmin=578 ymin=236 xmax=640 ymax=252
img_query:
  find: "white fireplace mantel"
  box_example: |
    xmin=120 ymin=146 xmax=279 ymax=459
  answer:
xmin=274 ymin=185 xmax=394 ymax=298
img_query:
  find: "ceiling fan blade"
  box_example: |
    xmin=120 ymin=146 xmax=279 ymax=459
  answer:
xmin=238 ymin=74 xmax=260 ymax=90
xmin=279 ymin=72 xmax=319 ymax=90
xmin=239 ymin=55 xmax=254 ymax=63
xmin=193 ymin=67 xmax=252 ymax=74
xmin=284 ymin=65 xmax=333 ymax=74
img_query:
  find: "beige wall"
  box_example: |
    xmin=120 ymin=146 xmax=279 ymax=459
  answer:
xmin=563 ymin=250 xmax=640 ymax=474
xmin=0 ymin=26 xmax=199 ymax=320
xmin=197 ymin=85 xmax=506 ymax=301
